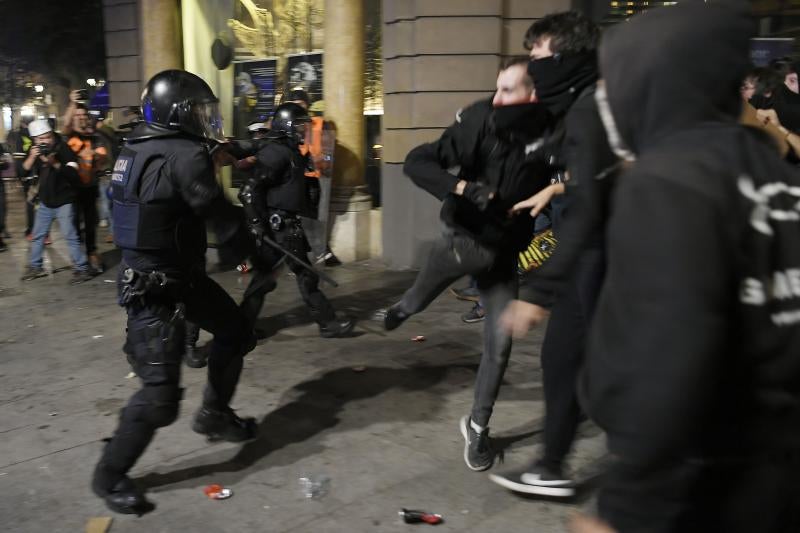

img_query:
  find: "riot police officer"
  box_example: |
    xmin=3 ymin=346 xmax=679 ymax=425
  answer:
xmin=92 ymin=70 xmax=257 ymax=515
xmin=238 ymin=103 xmax=353 ymax=337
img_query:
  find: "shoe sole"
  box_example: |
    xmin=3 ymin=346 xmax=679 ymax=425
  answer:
xmin=488 ymin=473 xmax=576 ymax=497
xmin=461 ymin=316 xmax=486 ymax=324
xmin=450 ymin=288 xmax=480 ymax=302
xmin=459 ymin=415 xmax=493 ymax=472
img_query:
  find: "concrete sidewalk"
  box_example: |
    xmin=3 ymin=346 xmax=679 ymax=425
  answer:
xmin=0 ymin=187 xmax=605 ymax=533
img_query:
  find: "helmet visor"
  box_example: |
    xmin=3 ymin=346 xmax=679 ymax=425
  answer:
xmin=190 ymin=102 xmax=225 ymax=142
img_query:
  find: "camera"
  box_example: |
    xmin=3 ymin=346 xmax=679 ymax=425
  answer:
xmin=75 ymin=89 xmax=89 ymax=103
xmin=37 ymin=143 xmax=50 ymax=157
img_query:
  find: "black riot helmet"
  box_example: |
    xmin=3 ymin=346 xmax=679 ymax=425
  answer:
xmin=140 ymin=69 xmax=224 ymax=141
xmin=270 ymin=102 xmax=310 ymax=145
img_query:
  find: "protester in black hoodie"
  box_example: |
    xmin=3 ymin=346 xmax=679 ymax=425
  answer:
xmin=581 ymin=3 xmax=800 ymax=532
xmin=490 ymin=11 xmax=617 ymax=497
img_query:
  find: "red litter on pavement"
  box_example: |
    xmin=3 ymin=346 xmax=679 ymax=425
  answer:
xmin=399 ymin=508 xmax=443 ymax=525
xmin=204 ymin=484 xmax=233 ymax=500
xmin=411 ymin=335 xmax=426 ymax=342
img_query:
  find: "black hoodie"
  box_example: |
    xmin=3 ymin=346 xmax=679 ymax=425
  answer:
xmin=581 ymin=2 xmax=800 ymax=469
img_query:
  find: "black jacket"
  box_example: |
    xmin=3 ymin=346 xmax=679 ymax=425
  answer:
xmin=242 ymin=137 xmax=316 ymax=219
xmin=33 ymin=141 xmax=81 ymax=208
xmin=581 ymin=3 xmax=800 ymax=466
xmin=519 ymin=86 xmax=617 ymax=305
xmin=403 ymin=99 xmax=551 ymax=252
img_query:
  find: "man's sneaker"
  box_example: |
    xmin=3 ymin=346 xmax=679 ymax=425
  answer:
xmin=21 ymin=266 xmax=47 ymax=281
xmin=461 ymin=303 xmax=486 ymax=324
xmin=488 ymin=462 xmax=576 ymax=497
xmin=192 ymin=406 xmax=257 ymax=442
xmin=376 ymin=305 xmax=409 ymax=331
xmin=459 ymin=415 xmax=495 ymax=471
xmin=70 ymin=270 xmax=94 ymax=284
xmin=324 ymin=253 xmax=342 ymax=267
xmin=319 ymin=318 xmax=355 ymax=338
xmin=450 ymin=286 xmax=480 ymax=302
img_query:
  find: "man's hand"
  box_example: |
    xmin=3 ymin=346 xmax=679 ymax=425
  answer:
xmin=510 ymin=182 xmax=564 ymax=217
xmin=499 ymin=300 xmax=549 ymax=338
xmin=27 ymin=146 xmax=41 ymax=163
xmin=756 ymin=108 xmax=781 ymax=127
xmin=69 ymin=89 xmax=82 ymax=104
xmin=463 ymin=182 xmax=495 ymax=211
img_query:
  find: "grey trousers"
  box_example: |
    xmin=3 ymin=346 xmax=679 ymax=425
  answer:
xmin=396 ymin=229 xmax=517 ymax=427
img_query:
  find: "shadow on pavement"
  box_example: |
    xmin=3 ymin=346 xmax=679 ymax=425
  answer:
xmin=138 ymin=362 xmax=476 ymax=492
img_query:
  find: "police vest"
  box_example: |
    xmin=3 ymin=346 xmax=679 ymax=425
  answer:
xmin=262 ymin=142 xmax=311 ymax=215
xmin=111 ymin=145 xmax=197 ymax=252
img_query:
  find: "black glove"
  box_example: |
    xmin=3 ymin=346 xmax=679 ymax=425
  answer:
xmin=463 ymin=182 xmax=495 ymax=211
xmin=249 ymin=221 xmax=268 ymax=241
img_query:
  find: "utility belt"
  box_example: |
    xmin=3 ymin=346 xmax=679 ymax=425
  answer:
xmin=118 ymin=267 xmax=187 ymax=322
xmin=266 ymin=208 xmax=301 ymax=233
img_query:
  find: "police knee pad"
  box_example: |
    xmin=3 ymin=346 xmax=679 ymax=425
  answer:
xmin=138 ymin=385 xmax=183 ymax=428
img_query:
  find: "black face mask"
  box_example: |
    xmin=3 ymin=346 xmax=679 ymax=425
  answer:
xmin=527 ymin=51 xmax=598 ymax=117
xmin=491 ymin=102 xmax=551 ymax=143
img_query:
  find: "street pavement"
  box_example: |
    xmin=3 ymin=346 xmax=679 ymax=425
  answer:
xmin=0 ymin=186 xmax=605 ymax=532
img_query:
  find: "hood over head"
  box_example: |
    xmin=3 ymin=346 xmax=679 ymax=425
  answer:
xmin=599 ymin=1 xmax=754 ymax=155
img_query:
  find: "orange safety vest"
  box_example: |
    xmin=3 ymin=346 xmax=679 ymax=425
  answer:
xmin=300 ymin=116 xmax=324 ymax=178
xmin=67 ymin=134 xmax=108 ymax=185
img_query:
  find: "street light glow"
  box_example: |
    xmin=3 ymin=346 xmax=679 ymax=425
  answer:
xmin=87 ymin=78 xmax=97 ymax=86
xmin=34 ymin=85 xmax=44 ymax=93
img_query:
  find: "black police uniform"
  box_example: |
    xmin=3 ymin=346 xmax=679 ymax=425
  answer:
xmin=237 ymin=131 xmax=350 ymax=335
xmin=92 ymin=70 xmax=256 ymax=515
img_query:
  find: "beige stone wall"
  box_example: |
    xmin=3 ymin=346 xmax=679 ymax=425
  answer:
xmin=380 ymin=0 xmax=571 ymax=269
xmin=102 ymin=0 xmax=142 ymax=116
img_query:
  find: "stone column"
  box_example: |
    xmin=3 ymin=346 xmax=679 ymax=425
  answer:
xmin=323 ymin=0 xmax=373 ymax=262
xmin=139 ymin=0 xmax=183 ymax=82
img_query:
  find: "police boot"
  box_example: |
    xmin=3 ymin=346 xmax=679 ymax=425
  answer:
xmin=192 ymin=406 xmax=257 ymax=443
xmin=184 ymin=343 xmax=208 ymax=369
xmin=319 ymin=317 xmax=355 ymax=338
xmin=92 ymin=470 xmax=154 ymax=516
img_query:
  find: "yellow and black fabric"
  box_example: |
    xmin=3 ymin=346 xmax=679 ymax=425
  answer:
xmin=518 ymin=228 xmax=557 ymax=273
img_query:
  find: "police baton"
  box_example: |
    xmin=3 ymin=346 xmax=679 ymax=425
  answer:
xmin=258 ymin=232 xmax=339 ymax=287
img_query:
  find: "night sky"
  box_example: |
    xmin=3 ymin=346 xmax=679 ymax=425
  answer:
xmin=0 ymin=0 xmax=106 ymax=91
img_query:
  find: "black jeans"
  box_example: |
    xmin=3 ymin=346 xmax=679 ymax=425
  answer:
xmin=395 ymin=229 xmax=517 ymax=428
xmin=599 ymin=456 xmax=800 ymax=533
xmin=240 ymin=216 xmax=336 ymax=329
xmin=73 ymin=186 xmax=99 ymax=255
xmin=94 ymin=267 xmax=252 ymax=490
xmin=539 ymin=247 xmax=605 ymax=469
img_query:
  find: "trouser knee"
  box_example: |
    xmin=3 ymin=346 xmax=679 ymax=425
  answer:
xmin=127 ymin=384 xmax=183 ymax=428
